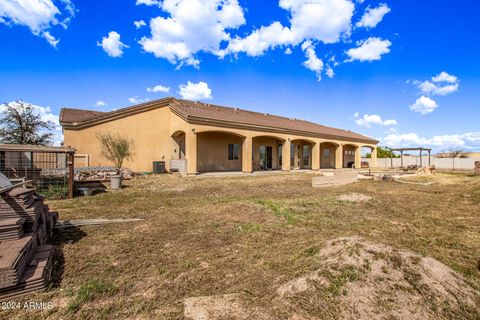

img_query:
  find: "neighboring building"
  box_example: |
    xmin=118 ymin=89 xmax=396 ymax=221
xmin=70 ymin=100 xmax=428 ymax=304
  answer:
xmin=60 ymin=98 xmax=378 ymax=174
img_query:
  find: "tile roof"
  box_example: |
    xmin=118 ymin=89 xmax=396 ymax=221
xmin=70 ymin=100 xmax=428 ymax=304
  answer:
xmin=60 ymin=98 xmax=378 ymax=144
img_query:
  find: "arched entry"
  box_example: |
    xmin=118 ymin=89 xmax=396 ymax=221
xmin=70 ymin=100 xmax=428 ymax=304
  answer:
xmin=196 ymin=131 xmax=244 ymax=172
xmin=291 ymin=139 xmax=315 ymax=169
xmin=171 ymin=130 xmax=186 ymax=160
xmin=252 ymin=135 xmax=285 ymax=171
xmin=320 ymin=142 xmax=338 ymax=169
xmin=360 ymin=146 xmax=375 ymax=168
xmin=342 ymin=144 xmax=357 ymax=168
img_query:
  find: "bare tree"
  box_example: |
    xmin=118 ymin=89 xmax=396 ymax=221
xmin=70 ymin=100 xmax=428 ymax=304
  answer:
xmin=437 ymin=149 xmax=466 ymax=158
xmin=97 ymin=132 xmax=135 ymax=168
xmin=0 ymin=101 xmax=54 ymax=145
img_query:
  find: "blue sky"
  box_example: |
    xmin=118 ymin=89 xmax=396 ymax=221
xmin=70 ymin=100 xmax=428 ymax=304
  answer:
xmin=0 ymin=0 xmax=479 ymax=151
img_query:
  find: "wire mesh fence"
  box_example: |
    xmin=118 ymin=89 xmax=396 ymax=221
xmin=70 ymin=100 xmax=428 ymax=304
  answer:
xmin=0 ymin=144 xmax=75 ymax=199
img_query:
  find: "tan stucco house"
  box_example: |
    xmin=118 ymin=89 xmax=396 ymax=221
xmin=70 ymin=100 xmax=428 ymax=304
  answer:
xmin=60 ymin=98 xmax=378 ymax=175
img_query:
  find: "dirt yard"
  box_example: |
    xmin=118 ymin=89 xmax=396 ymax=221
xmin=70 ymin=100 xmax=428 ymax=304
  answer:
xmin=2 ymin=172 xmax=479 ymax=319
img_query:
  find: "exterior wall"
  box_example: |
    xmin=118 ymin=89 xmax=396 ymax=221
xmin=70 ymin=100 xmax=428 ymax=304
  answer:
xmin=63 ymin=106 xmax=172 ymax=172
xmin=196 ymin=132 xmax=243 ymax=172
xmin=364 ymin=156 xmax=480 ymax=171
xmin=63 ymin=106 xmax=378 ymax=174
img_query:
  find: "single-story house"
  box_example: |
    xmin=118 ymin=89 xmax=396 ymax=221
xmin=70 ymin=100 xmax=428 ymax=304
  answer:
xmin=60 ymin=98 xmax=378 ymax=174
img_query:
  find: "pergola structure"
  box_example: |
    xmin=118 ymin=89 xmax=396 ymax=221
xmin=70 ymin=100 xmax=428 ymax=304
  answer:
xmin=390 ymin=147 xmax=432 ymax=168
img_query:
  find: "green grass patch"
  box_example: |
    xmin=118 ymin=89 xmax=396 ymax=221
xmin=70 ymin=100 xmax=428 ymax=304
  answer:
xmin=238 ymin=223 xmax=263 ymax=233
xmin=67 ymin=279 xmax=117 ymax=313
xmin=255 ymin=199 xmax=298 ymax=224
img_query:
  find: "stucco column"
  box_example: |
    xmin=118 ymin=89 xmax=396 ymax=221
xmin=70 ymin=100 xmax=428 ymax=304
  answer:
xmin=242 ymin=135 xmax=252 ymax=173
xmin=370 ymin=147 xmax=378 ymax=168
xmin=186 ymin=129 xmax=197 ymax=175
xmin=335 ymin=145 xmax=343 ymax=169
xmin=282 ymin=139 xmax=291 ymax=171
xmin=312 ymin=141 xmax=320 ymax=170
xmin=354 ymin=146 xmax=362 ymax=169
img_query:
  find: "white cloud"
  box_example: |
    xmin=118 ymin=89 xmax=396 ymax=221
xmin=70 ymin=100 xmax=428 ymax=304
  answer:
xmin=139 ymin=0 xmax=245 ymax=67
xmin=128 ymin=96 xmax=150 ymax=104
xmin=226 ymin=22 xmax=294 ymax=57
xmin=414 ymin=71 xmax=459 ymax=96
xmin=284 ymin=47 xmax=293 ymax=55
xmin=432 ymin=71 xmax=458 ymax=83
xmin=346 ymin=37 xmax=391 ymax=62
xmin=301 ymin=40 xmax=323 ymax=81
xmin=147 ymin=85 xmax=170 ymax=94
xmin=409 ymin=96 xmax=438 ymax=115
xmin=356 ymin=3 xmax=390 ymax=29
xmin=97 ymin=31 xmax=129 ymax=58
xmin=227 ymin=0 xmax=354 ymax=57
xmin=0 ymin=0 xmax=76 ymax=47
xmin=0 ymin=100 xmax=63 ymax=144
xmin=382 ymin=132 xmax=480 ymax=150
xmin=42 ymin=30 xmax=59 ymax=47
xmin=354 ymin=113 xmax=398 ymax=128
xmin=325 ymin=65 xmax=335 ymax=78
xmin=134 ymin=20 xmax=146 ymax=29
xmin=178 ymin=81 xmax=212 ymax=100
xmin=136 ymin=0 xmax=161 ymax=6
xmin=95 ymin=101 xmax=107 ymax=107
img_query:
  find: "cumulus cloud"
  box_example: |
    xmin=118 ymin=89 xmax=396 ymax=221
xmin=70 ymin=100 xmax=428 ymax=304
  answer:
xmin=147 ymin=84 xmax=170 ymax=93
xmin=134 ymin=20 xmax=146 ymax=29
xmin=346 ymin=37 xmax=391 ymax=62
xmin=285 ymin=47 xmax=293 ymax=55
xmin=178 ymin=81 xmax=212 ymax=100
xmin=226 ymin=0 xmax=354 ymax=57
xmin=354 ymin=113 xmax=398 ymax=128
xmin=301 ymin=41 xmax=323 ymax=81
xmin=409 ymin=96 xmax=438 ymax=115
xmin=414 ymin=71 xmax=459 ymax=96
xmin=97 ymin=31 xmax=129 ymax=58
xmin=0 ymin=0 xmax=76 ymax=47
xmin=128 ymin=96 xmax=149 ymax=104
xmin=356 ymin=3 xmax=390 ymax=29
xmin=382 ymin=132 xmax=480 ymax=150
xmin=139 ymin=0 xmax=245 ymax=67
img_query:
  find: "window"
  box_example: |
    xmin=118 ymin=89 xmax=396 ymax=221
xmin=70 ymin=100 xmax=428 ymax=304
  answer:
xmin=259 ymin=146 xmax=266 ymax=166
xmin=303 ymin=145 xmax=310 ymax=166
xmin=228 ymin=143 xmax=239 ymax=160
xmin=323 ymin=149 xmax=330 ymax=157
xmin=278 ymin=144 xmax=282 ymax=166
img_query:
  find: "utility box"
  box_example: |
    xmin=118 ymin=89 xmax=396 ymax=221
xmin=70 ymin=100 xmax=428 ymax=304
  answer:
xmin=153 ymin=161 xmax=166 ymax=174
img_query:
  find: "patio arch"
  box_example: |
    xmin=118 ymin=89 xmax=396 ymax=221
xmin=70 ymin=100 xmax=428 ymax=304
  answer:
xmin=251 ymin=135 xmax=286 ymax=171
xmin=195 ymin=131 xmax=245 ymax=172
xmin=320 ymin=142 xmax=339 ymax=169
xmin=342 ymin=144 xmax=358 ymax=168
xmin=290 ymin=138 xmax=315 ymax=169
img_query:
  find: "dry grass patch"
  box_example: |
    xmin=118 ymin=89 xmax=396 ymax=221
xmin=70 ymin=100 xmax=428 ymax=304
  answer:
xmin=1 ymin=173 xmax=479 ymax=319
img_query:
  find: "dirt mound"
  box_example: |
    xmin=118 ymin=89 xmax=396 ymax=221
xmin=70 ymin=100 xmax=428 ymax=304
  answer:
xmin=184 ymin=237 xmax=480 ymax=319
xmin=337 ymin=193 xmax=372 ymax=202
xmin=278 ymin=237 xmax=480 ymax=320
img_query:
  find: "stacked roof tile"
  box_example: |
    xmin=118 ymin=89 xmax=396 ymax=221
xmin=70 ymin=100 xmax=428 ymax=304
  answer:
xmin=0 ymin=186 xmax=58 ymax=299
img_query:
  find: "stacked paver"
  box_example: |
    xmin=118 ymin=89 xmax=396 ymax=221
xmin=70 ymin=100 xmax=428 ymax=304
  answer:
xmin=0 ymin=186 xmax=58 ymax=299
